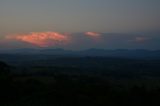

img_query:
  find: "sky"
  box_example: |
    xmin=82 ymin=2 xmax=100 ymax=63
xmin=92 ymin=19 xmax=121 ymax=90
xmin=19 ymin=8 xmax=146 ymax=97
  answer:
xmin=0 ymin=0 xmax=160 ymax=50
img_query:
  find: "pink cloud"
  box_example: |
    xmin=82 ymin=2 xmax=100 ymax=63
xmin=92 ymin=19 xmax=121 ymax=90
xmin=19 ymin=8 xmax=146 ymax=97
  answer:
xmin=135 ymin=37 xmax=150 ymax=42
xmin=6 ymin=32 xmax=70 ymax=47
xmin=85 ymin=32 xmax=101 ymax=37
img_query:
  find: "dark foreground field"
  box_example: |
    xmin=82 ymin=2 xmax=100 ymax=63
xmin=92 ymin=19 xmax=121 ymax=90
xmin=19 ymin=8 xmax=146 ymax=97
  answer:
xmin=1 ymin=56 xmax=160 ymax=106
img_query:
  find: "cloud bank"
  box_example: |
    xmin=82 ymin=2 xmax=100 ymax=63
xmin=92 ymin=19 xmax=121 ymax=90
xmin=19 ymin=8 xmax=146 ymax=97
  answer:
xmin=0 ymin=31 xmax=159 ymax=50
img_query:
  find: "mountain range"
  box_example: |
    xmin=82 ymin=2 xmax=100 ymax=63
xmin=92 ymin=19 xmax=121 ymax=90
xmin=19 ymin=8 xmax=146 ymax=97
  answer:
xmin=0 ymin=48 xmax=160 ymax=59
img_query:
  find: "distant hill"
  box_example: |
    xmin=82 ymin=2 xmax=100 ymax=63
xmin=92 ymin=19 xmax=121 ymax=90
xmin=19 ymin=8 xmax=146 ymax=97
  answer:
xmin=0 ymin=48 xmax=160 ymax=59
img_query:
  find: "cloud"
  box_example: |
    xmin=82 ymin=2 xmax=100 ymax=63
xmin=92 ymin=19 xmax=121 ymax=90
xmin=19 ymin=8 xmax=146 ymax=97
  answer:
xmin=6 ymin=32 xmax=70 ymax=47
xmin=85 ymin=32 xmax=101 ymax=37
xmin=1 ymin=31 xmax=159 ymax=50
xmin=135 ymin=37 xmax=150 ymax=42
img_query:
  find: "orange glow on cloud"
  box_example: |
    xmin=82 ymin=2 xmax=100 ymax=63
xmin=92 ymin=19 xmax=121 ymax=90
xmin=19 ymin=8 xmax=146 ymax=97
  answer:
xmin=6 ymin=32 xmax=70 ymax=47
xmin=85 ymin=32 xmax=101 ymax=37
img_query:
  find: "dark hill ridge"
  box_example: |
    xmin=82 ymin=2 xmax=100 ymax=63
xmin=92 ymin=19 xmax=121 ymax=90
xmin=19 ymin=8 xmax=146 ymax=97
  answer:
xmin=0 ymin=49 xmax=160 ymax=59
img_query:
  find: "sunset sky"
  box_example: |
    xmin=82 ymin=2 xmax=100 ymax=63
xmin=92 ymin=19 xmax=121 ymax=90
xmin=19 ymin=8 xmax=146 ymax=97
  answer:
xmin=0 ymin=0 xmax=160 ymax=50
